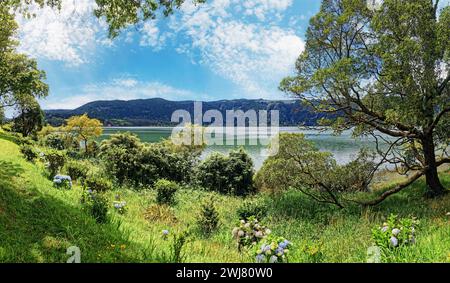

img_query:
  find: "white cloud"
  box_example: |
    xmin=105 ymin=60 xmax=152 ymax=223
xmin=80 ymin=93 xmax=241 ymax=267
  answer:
xmin=15 ymin=0 xmax=108 ymax=66
xmin=41 ymin=77 xmax=204 ymax=109
xmin=166 ymin=0 xmax=304 ymax=98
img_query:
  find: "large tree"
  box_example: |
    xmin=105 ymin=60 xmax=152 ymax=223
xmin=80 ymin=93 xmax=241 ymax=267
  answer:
xmin=281 ymin=0 xmax=449 ymax=203
xmin=0 ymin=3 xmax=48 ymax=115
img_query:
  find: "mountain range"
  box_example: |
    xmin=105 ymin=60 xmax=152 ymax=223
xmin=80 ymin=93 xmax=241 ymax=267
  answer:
xmin=44 ymin=98 xmax=329 ymax=127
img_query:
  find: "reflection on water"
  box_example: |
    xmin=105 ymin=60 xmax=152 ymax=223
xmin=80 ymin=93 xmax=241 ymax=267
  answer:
xmin=101 ymin=127 xmax=378 ymax=169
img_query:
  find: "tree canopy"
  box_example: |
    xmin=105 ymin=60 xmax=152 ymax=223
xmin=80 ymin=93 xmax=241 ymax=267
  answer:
xmin=281 ymin=0 xmax=449 ymax=201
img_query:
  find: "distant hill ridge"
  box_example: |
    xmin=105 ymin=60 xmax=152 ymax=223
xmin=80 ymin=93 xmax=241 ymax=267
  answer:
xmin=44 ymin=98 xmax=328 ymax=127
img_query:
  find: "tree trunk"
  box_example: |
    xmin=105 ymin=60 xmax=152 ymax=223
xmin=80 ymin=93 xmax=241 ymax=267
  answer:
xmin=421 ymin=136 xmax=446 ymax=197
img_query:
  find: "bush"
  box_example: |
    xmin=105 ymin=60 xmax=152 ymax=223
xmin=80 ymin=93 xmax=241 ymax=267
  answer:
xmin=53 ymin=175 xmax=72 ymax=190
xmin=100 ymin=133 xmax=202 ymax=187
xmin=64 ymin=160 xmax=90 ymax=181
xmin=372 ymin=214 xmax=419 ymax=250
xmin=237 ymin=199 xmax=267 ymax=221
xmin=196 ymin=148 xmax=255 ymax=196
xmin=81 ymin=189 xmax=109 ymax=224
xmin=85 ymin=173 xmax=113 ymax=192
xmin=255 ymin=236 xmax=293 ymax=263
xmin=44 ymin=149 xmax=66 ymax=178
xmin=232 ymin=217 xmax=271 ymax=251
xmin=197 ymin=198 xmax=220 ymax=235
xmin=20 ymin=144 xmax=38 ymax=162
xmin=155 ymin=179 xmax=179 ymax=206
xmin=42 ymin=133 xmax=65 ymax=150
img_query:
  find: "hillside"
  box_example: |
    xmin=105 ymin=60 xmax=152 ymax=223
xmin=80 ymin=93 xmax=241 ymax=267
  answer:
xmin=1 ymin=134 xmax=449 ymax=263
xmin=44 ymin=98 xmax=330 ymax=127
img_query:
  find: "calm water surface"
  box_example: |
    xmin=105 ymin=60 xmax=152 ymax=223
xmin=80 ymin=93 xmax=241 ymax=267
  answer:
xmin=101 ymin=127 xmax=377 ymax=169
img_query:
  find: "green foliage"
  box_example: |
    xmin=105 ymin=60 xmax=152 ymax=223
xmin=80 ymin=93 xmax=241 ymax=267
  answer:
xmin=196 ymin=148 xmax=255 ymax=196
xmin=81 ymin=189 xmax=109 ymax=224
xmin=100 ymin=132 xmax=202 ymax=187
xmin=155 ymin=179 xmax=179 ymax=206
xmin=41 ymin=133 xmax=65 ymax=150
xmin=197 ymin=198 xmax=220 ymax=236
xmin=43 ymin=149 xmax=66 ymax=178
xmin=20 ymin=144 xmax=38 ymax=162
xmin=236 ymin=199 xmax=267 ymax=221
xmin=372 ymin=214 xmax=419 ymax=251
xmin=85 ymin=172 xmax=113 ymax=193
xmin=255 ymin=133 xmax=376 ymax=207
xmin=254 ymin=235 xmax=293 ymax=263
xmin=12 ymin=98 xmax=44 ymax=137
xmin=232 ymin=217 xmax=271 ymax=251
xmin=280 ymin=0 xmax=449 ymax=197
xmin=64 ymin=159 xmax=90 ymax=181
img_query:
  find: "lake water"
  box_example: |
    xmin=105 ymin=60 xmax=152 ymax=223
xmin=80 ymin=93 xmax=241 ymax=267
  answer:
xmin=101 ymin=127 xmax=377 ymax=169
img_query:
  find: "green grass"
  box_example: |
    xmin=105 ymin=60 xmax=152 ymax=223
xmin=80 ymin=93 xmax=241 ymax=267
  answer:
xmin=0 ymin=136 xmax=449 ymax=263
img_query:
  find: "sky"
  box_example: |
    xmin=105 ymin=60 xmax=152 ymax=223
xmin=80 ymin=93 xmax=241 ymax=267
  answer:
xmin=15 ymin=0 xmax=449 ymax=110
xmin=14 ymin=0 xmax=322 ymax=110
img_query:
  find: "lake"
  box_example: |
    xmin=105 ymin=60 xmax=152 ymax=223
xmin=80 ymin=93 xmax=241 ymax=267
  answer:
xmin=101 ymin=127 xmax=378 ymax=169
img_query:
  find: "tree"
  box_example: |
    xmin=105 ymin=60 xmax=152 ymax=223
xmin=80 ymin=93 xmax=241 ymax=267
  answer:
xmin=65 ymin=114 xmax=103 ymax=152
xmin=0 ymin=5 xmax=48 ymax=112
xmin=12 ymin=97 xmax=44 ymax=137
xmin=255 ymin=133 xmax=377 ymax=208
xmin=280 ymin=0 xmax=449 ymax=203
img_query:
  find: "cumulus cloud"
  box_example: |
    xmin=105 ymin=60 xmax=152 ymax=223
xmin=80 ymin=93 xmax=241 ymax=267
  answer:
xmin=15 ymin=0 xmax=108 ymax=66
xmin=41 ymin=77 xmax=204 ymax=109
xmin=167 ymin=0 xmax=305 ymax=98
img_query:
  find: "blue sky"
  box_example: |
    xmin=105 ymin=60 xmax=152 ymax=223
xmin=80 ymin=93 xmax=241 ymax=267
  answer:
xmin=14 ymin=0 xmax=322 ymax=110
xmin=15 ymin=0 xmax=448 ymax=110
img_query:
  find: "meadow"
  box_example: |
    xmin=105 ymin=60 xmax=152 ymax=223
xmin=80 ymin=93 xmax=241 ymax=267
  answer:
xmin=1 ymin=133 xmax=449 ymax=263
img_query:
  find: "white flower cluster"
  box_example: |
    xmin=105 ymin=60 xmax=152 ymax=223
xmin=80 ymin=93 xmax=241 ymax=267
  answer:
xmin=232 ymin=217 xmax=271 ymax=250
xmin=53 ymin=175 xmax=72 ymax=189
xmin=380 ymin=222 xmax=416 ymax=248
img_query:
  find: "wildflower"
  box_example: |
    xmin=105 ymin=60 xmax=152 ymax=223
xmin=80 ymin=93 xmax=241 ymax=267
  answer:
xmin=232 ymin=227 xmax=239 ymax=237
xmin=392 ymin=228 xmax=401 ymax=236
xmin=269 ymin=256 xmax=278 ymax=263
xmin=390 ymin=236 xmax=399 ymax=247
xmin=265 ymin=229 xmax=271 ymax=235
xmin=255 ymin=231 xmax=263 ymax=238
xmin=275 ymin=247 xmax=284 ymax=256
xmin=256 ymin=254 xmax=266 ymax=263
xmin=381 ymin=226 xmax=388 ymax=233
xmin=238 ymin=230 xmax=245 ymax=237
xmin=162 ymin=230 xmax=169 ymax=236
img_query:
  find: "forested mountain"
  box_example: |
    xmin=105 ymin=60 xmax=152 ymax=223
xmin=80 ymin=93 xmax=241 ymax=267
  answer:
xmin=44 ymin=98 xmax=329 ymax=127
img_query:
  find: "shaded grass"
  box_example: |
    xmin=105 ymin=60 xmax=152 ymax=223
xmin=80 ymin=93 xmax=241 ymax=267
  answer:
xmin=0 ymin=137 xmax=449 ymax=263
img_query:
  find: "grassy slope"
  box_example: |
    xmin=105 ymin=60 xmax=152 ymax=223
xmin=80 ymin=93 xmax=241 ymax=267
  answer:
xmin=0 ymin=137 xmax=449 ymax=263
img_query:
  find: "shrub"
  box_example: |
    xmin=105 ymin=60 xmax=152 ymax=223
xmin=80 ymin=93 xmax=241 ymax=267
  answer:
xmin=255 ymin=134 xmax=376 ymax=207
xmin=232 ymin=217 xmax=271 ymax=251
xmin=85 ymin=173 xmax=113 ymax=192
xmin=372 ymin=214 xmax=419 ymax=250
xmin=237 ymin=199 xmax=267 ymax=221
xmin=20 ymin=144 xmax=38 ymax=162
xmin=64 ymin=160 xmax=90 ymax=181
xmin=155 ymin=179 xmax=179 ymax=206
xmin=81 ymin=189 xmax=109 ymax=224
xmin=99 ymin=133 xmax=143 ymax=185
xmin=196 ymin=148 xmax=255 ymax=196
xmin=197 ymin=198 xmax=220 ymax=235
xmin=53 ymin=175 xmax=72 ymax=190
xmin=44 ymin=149 xmax=66 ymax=178
xmin=255 ymin=236 xmax=293 ymax=263
xmin=144 ymin=204 xmax=178 ymax=224
xmin=42 ymin=133 xmax=65 ymax=150
xmin=100 ymin=133 xmax=202 ymax=187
